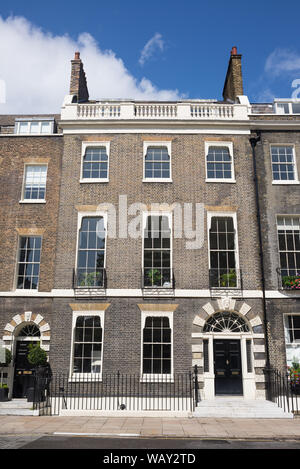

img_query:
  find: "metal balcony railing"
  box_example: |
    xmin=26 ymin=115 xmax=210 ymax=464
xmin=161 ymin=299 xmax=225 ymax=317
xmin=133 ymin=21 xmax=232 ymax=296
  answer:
xmin=276 ymin=268 xmax=300 ymax=290
xmin=142 ymin=268 xmax=175 ymax=290
xmin=73 ymin=268 xmax=107 ymax=289
xmin=209 ymin=268 xmax=242 ymax=289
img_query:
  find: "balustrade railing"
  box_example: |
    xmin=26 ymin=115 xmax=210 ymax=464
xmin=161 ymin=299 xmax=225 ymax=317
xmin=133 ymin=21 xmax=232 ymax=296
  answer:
xmin=61 ymin=101 xmax=249 ymax=121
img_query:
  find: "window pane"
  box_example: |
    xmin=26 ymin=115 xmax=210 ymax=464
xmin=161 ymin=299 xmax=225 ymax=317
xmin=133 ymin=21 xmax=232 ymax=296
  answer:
xmin=142 ymin=316 xmax=172 ymax=375
xmin=17 ymin=236 xmax=41 ymax=290
xmin=73 ymin=314 xmax=103 ymax=374
xmin=206 ymin=146 xmax=232 ymax=179
xmin=24 ymin=165 xmax=47 ymax=200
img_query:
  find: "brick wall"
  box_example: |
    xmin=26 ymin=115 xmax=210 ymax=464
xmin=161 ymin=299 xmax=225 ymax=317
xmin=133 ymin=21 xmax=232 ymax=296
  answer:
xmin=54 ymin=133 xmax=261 ymax=292
xmin=0 ymin=134 xmax=63 ymax=292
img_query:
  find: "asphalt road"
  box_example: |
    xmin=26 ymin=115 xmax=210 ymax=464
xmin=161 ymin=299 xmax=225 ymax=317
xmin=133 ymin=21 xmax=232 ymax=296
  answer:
xmin=16 ymin=435 xmax=300 ymax=450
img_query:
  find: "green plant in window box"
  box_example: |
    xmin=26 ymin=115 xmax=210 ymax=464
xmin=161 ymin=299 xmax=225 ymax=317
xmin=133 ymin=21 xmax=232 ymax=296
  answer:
xmin=79 ymin=271 xmax=103 ymax=287
xmin=146 ymin=269 xmax=162 ymax=286
xmin=219 ymin=269 xmax=237 ymax=288
xmin=0 ymin=348 xmax=12 ymax=401
xmin=282 ymin=275 xmax=300 ymax=290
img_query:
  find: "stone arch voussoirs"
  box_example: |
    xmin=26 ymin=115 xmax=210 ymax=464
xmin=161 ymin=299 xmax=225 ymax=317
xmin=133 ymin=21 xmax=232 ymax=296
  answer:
xmin=2 ymin=311 xmax=51 ymax=353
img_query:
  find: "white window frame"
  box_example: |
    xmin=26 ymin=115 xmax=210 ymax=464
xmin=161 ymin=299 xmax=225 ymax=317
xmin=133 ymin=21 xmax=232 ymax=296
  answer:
xmin=75 ymin=210 xmax=108 ymax=287
xmin=80 ymin=141 xmax=110 ymax=183
xmin=142 ymin=211 xmax=173 ymax=288
xmin=276 ymin=215 xmax=300 ymax=275
xmin=283 ymin=314 xmax=300 ymax=366
xmin=15 ymin=235 xmax=42 ymax=291
xmin=14 ymin=119 xmax=54 ymax=135
xmin=207 ymin=211 xmax=240 ymax=286
xmin=143 ymin=141 xmax=172 ymax=182
xmin=140 ymin=310 xmax=174 ymax=382
xmin=205 ymin=141 xmax=236 ymax=183
xmin=270 ymin=144 xmax=299 ymax=185
xmin=69 ymin=310 xmax=105 ymax=381
xmin=20 ymin=163 xmax=48 ymax=204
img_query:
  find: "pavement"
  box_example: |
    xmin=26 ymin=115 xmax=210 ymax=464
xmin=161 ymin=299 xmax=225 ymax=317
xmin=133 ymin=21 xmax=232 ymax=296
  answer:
xmin=1 ymin=415 xmax=300 ymax=441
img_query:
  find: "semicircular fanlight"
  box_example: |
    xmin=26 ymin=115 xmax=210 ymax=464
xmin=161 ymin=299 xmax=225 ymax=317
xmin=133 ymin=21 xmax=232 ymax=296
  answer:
xmin=203 ymin=312 xmax=250 ymax=333
xmin=18 ymin=324 xmax=41 ymax=337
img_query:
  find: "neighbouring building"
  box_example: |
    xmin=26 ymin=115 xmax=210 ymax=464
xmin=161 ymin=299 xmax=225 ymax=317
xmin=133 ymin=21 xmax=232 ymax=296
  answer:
xmin=0 ymin=47 xmax=299 ymax=415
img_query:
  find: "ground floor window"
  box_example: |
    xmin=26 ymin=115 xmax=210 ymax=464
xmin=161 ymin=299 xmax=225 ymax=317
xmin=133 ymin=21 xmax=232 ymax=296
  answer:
xmin=142 ymin=313 xmax=172 ymax=376
xmin=284 ymin=314 xmax=300 ymax=365
xmin=71 ymin=312 xmax=104 ymax=377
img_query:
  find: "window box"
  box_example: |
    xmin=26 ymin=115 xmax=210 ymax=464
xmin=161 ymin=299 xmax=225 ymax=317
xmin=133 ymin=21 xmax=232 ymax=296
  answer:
xmin=278 ymin=272 xmax=300 ymax=290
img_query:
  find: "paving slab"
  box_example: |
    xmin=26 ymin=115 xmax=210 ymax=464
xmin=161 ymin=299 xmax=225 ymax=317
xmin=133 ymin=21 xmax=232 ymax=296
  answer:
xmin=0 ymin=415 xmax=300 ymax=440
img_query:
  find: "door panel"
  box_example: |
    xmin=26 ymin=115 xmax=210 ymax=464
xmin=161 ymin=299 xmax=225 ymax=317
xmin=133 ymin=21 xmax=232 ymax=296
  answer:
xmin=214 ymin=339 xmax=243 ymax=395
xmin=13 ymin=341 xmax=35 ymax=398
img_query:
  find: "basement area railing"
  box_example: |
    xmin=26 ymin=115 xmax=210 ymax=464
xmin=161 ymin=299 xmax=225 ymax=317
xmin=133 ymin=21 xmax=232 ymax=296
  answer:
xmin=32 ymin=371 xmax=195 ymax=416
xmin=264 ymin=367 xmax=300 ymax=416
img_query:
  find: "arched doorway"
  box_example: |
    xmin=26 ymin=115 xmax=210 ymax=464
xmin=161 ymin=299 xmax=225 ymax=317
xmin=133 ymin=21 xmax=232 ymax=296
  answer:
xmin=203 ymin=312 xmax=250 ymax=396
xmin=13 ymin=324 xmax=41 ymax=399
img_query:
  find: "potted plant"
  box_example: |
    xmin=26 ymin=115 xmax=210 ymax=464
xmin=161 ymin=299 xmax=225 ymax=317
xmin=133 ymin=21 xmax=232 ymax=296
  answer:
xmin=26 ymin=343 xmax=48 ymax=402
xmin=79 ymin=271 xmax=102 ymax=287
xmin=282 ymin=275 xmax=300 ymax=290
xmin=146 ymin=269 xmax=162 ymax=287
xmin=220 ymin=269 xmax=237 ymax=288
xmin=288 ymin=360 xmax=300 ymax=394
xmin=0 ymin=348 xmax=12 ymax=402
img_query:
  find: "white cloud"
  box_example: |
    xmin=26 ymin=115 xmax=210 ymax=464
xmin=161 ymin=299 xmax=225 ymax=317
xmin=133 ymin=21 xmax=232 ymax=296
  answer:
xmin=265 ymin=48 xmax=300 ymax=76
xmin=139 ymin=33 xmax=164 ymax=66
xmin=0 ymin=17 xmax=181 ymax=114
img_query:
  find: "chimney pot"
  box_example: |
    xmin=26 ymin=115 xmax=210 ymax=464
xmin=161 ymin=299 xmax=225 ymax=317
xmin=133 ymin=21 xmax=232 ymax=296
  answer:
xmin=231 ymin=46 xmax=238 ymax=56
xmin=74 ymin=51 xmax=80 ymax=60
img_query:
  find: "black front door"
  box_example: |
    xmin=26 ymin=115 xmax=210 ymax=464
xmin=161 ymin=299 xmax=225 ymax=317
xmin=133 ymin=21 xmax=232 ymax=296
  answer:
xmin=214 ymin=339 xmax=243 ymax=395
xmin=13 ymin=341 xmax=35 ymax=398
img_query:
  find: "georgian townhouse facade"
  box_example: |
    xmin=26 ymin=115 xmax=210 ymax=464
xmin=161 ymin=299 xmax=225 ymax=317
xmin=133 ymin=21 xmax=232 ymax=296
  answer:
xmin=0 ymin=115 xmax=63 ymax=398
xmin=0 ymin=48 xmax=299 ymax=412
xmin=249 ymin=103 xmax=300 ymax=372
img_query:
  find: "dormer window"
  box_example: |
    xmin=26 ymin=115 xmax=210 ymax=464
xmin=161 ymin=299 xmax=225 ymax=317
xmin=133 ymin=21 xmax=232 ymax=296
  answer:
xmin=15 ymin=118 xmax=54 ymax=134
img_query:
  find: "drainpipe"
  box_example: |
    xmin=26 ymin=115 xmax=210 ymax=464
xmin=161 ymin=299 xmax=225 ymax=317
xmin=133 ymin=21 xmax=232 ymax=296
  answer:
xmin=249 ymin=132 xmax=271 ymax=372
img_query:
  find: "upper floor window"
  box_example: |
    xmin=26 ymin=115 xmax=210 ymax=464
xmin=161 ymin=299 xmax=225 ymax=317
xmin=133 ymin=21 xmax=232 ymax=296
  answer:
xmin=76 ymin=216 xmax=106 ymax=288
xmin=271 ymin=146 xmax=298 ymax=183
xmin=143 ymin=141 xmax=172 ymax=182
xmin=277 ymin=216 xmax=300 ymax=289
xmin=205 ymin=142 xmax=235 ymax=182
xmin=22 ymin=165 xmax=47 ymax=201
xmin=143 ymin=214 xmax=172 ymax=288
xmin=16 ymin=236 xmax=42 ymax=290
xmin=15 ymin=119 xmax=54 ymax=135
xmin=81 ymin=144 xmax=109 ymax=182
xmin=208 ymin=214 xmax=239 ymax=288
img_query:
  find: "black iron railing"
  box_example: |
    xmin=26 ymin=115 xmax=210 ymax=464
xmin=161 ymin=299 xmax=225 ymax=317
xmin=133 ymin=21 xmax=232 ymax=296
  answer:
xmin=32 ymin=370 xmax=195 ymax=416
xmin=142 ymin=268 xmax=175 ymax=289
xmin=264 ymin=367 xmax=300 ymax=415
xmin=276 ymin=268 xmax=300 ymax=290
xmin=73 ymin=268 xmax=107 ymax=289
xmin=209 ymin=268 xmax=242 ymax=289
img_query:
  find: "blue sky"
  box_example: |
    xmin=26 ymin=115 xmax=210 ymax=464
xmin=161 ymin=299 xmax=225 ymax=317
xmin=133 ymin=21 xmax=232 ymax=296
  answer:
xmin=1 ymin=0 xmax=300 ymax=113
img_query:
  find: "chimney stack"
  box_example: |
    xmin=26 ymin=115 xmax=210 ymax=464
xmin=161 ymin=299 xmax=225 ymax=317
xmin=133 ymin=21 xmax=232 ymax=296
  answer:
xmin=222 ymin=46 xmax=243 ymax=103
xmin=69 ymin=52 xmax=89 ymax=103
